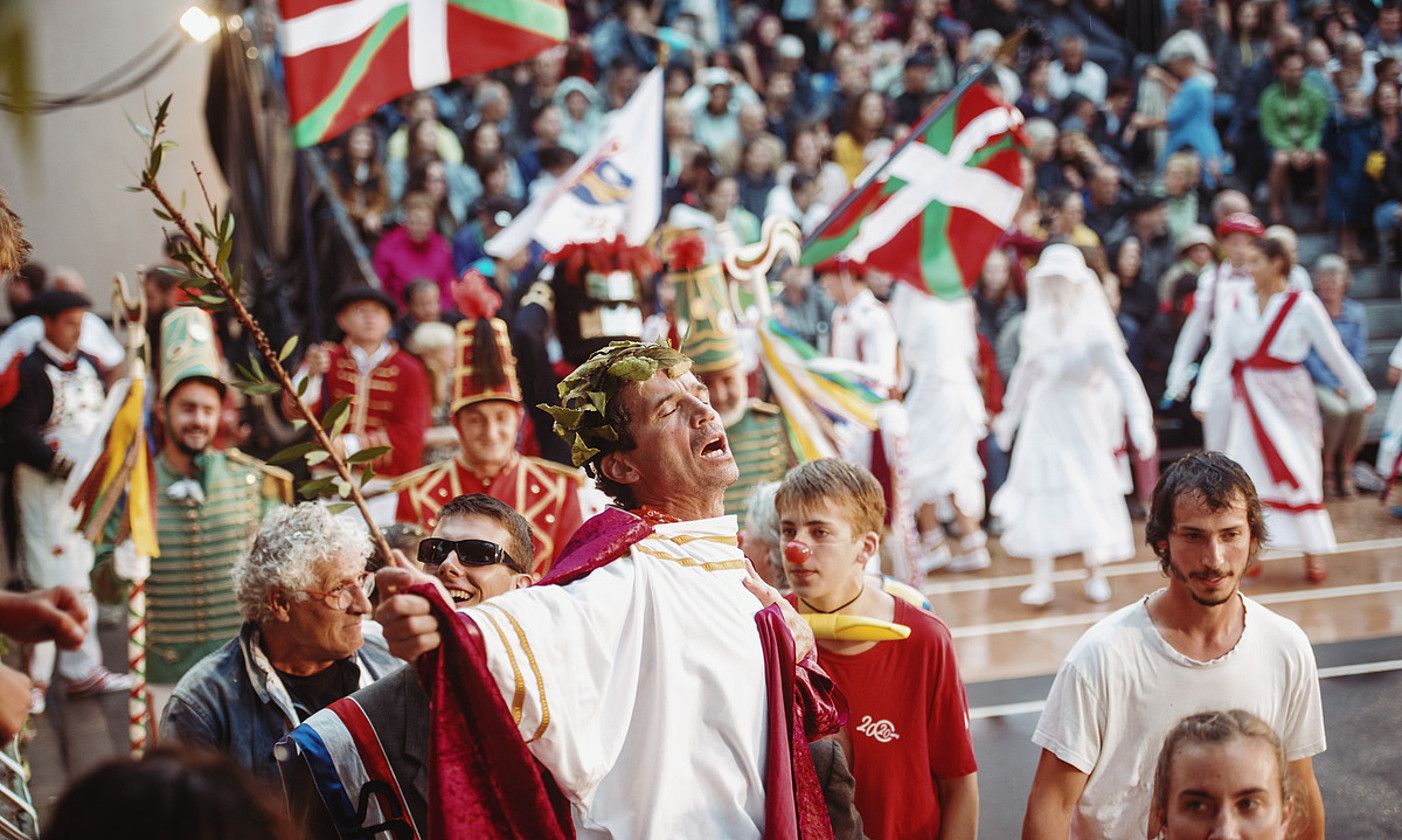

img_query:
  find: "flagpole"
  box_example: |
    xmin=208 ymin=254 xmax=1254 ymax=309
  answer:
xmin=800 ymin=34 xmax=1022 ymax=251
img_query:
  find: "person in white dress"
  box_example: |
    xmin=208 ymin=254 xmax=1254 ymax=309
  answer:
xmin=888 ymin=282 xmax=991 ymax=573
xmin=1165 ymin=213 xmax=1268 ymax=450
xmin=814 ymin=261 xmax=921 ymax=576
xmin=991 ymin=245 xmax=1157 ymax=607
xmin=1378 ymin=338 xmax=1402 ymax=513
xmin=1194 ymin=235 xmax=1375 ymax=583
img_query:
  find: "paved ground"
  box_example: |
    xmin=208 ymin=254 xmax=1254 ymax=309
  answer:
xmin=970 ymin=635 xmax=1402 ymax=838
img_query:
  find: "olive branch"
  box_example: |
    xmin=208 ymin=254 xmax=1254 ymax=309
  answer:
xmin=130 ymin=95 xmax=394 ymax=562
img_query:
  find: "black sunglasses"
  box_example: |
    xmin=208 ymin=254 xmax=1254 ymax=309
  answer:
xmin=417 ymin=538 xmax=518 ymax=571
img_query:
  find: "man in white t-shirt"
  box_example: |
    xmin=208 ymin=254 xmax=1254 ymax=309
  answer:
xmin=1021 ymin=451 xmax=1326 ymax=840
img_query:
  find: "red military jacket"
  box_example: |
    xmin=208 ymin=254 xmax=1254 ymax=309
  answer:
xmin=285 ymin=342 xmax=431 ymax=480
xmin=394 ymin=453 xmax=585 ymax=575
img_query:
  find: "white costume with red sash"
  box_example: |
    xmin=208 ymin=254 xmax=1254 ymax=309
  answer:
xmin=1197 ymin=289 xmax=1375 ymax=551
xmin=1168 ymin=261 xmax=1311 ymax=450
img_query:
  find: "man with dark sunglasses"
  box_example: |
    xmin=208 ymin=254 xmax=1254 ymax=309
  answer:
xmin=416 ymin=494 xmax=536 ymax=607
xmin=276 ymin=494 xmax=537 ymax=839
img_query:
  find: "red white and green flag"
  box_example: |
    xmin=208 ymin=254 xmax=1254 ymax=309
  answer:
xmin=277 ymin=0 xmax=568 ymax=147
xmin=801 ymin=82 xmax=1028 ymax=299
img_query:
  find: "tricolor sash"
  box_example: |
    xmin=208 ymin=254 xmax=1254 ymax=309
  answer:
xmin=281 ymin=697 xmax=421 ymax=840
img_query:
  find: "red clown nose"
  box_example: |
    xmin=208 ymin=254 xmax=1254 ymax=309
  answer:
xmin=784 ymin=541 xmax=812 ymax=564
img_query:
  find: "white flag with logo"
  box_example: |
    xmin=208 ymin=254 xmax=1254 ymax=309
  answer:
xmin=487 ymin=68 xmax=663 ymax=258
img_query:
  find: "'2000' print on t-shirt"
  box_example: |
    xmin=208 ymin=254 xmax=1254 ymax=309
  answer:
xmin=856 ymin=715 xmax=901 ymax=743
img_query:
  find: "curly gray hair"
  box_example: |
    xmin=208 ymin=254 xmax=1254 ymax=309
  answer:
xmin=232 ymin=503 xmax=373 ymax=623
xmin=741 ymin=481 xmax=787 ymax=588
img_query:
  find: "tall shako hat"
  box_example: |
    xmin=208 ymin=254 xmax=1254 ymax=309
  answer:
xmin=667 ymin=233 xmax=741 ymax=374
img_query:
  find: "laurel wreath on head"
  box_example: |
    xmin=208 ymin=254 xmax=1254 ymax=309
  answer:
xmin=540 ymin=341 xmax=692 ymax=467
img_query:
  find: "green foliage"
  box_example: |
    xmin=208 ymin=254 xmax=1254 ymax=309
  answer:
xmin=131 ymin=94 xmax=388 ymax=513
xmin=543 ymin=340 xmax=692 ymax=467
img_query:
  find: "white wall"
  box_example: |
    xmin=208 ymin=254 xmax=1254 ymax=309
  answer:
xmin=0 ymin=0 xmax=230 ymax=316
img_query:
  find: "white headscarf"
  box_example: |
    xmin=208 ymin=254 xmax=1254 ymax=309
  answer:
xmin=1020 ymin=243 xmax=1124 ymax=358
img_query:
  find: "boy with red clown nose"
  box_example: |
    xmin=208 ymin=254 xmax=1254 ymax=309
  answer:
xmin=777 ymin=458 xmax=979 ymax=840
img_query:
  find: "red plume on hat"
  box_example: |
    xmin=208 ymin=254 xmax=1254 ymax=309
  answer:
xmin=448 ymin=270 xmax=518 ymax=412
xmin=452 ymin=269 xmax=503 ymax=320
xmin=1216 ymin=212 xmax=1265 ymax=239
xmin=547 ymin=235 xmax=662 ymax=282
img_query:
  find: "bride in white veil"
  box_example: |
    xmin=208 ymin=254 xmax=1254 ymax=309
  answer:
xmin=990 ymin=244 xmax=1157 ymax=606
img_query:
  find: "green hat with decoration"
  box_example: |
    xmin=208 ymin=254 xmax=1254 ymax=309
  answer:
xmin=539 ymin=340 xmax=692 ymax=468
xmin=667 ymin=233 xmax=741 ymax=374
xmin=159 ymin=307 xmax=225 ymax=399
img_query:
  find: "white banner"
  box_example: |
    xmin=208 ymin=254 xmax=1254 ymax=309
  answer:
xmin=486 ymin=67 xmax=663 ymax=258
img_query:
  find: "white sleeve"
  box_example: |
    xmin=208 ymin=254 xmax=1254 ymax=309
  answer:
xmin=1278 ymin=628 xmax=1328 ymax=761
xmin=1299 ymin=294 xmax=1375 ymax=409
xmin=80 ymin=315 xmax=127 ymax=369
xmin=860 ymin=309 xmax=901 ymax=392
xmin=994 ymin=352 xmax=1037 ymax=444
xmin=1032 ymin=659 xmax=1104 ymax=775
xmin=1165 ymin=268 xmax=1216 ymax=399
xmin=1095 ymin=340 xmax=1156 ymax=453
xmin=464 ymin=561 xmax=638 ymax=804
xmin=1388 ymin=337 xmax=1402 ymax=370
xmin=1192 ymin=333 xmax=1233 ymax=416
xmin=0 ymin=317 xmax=39 ymax=360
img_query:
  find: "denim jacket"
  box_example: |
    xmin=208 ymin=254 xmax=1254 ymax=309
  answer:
xmin=159 ymin=621 xmax=404 ymax=788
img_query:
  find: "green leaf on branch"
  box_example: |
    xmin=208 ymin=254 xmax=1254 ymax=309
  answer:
xmin=321 ymin=397 xmax=351 ymax=432
xmin=346 ymin=446 xmax=389 ymax=464
xmin=330 ymin=409 xmax=350 ymax=440
xmin=358 ymin=464 xmax=376 ymax=486
xmin=306 ymin=450 xmax=331 ymax=466
xmin=153 ymin=95 xmax=171 ymax=129
xmin=126 ymin=112 xmax=152 ymax=141
xmin=298 ymin=477 xmax=334 ymax=499
xmin=296 ymin=377 xmax=309 ymax=397
xmin=233 ymin=381 xmax=282 ymax=396
xmin=279 ymin=336 xmax=298 ymax=363
xmin=326 ymin=502 xmax=352 ymax=514
xmin=269 ymin=441 xmax=320 ymax=465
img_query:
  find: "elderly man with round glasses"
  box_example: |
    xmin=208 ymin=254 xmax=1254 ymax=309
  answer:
xmin=277 ymin=493 xmax=539 ymax=839
xmin=160 ymin=503 xmax=401 ymax=788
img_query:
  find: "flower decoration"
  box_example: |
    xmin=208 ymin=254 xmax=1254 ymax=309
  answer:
xmin=540 ymin=340 xmax=692 ymax=467
xmin=666 ymin=232 xmax=708 ymax=272
xmin=547 ymin=235 xmax=662 ymax=282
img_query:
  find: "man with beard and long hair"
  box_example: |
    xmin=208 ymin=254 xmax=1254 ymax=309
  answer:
xmin=1022 ymin=451 xmax=1326 ymax=840
xmin=94 ymin=308 xmax=290 ymax=715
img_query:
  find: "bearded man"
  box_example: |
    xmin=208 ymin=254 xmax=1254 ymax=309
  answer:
xmin=375 ymin=340 xmax=844 ymax=840
xmin=96 ymin=308 xmax=290 ymax=712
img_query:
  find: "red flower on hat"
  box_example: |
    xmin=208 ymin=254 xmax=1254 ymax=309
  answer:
xmin=667 ymin=233 xmax=708 ymax=272
xmin=547 ymin=235 xmax=661 ymax=282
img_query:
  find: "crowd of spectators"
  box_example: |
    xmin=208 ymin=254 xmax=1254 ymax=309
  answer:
xmin=310 ymin=0 xmax=1398 ymax=479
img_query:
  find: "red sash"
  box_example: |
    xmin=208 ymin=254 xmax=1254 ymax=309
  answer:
xmin=1230 ymin=292 xmax=1301 ymax=490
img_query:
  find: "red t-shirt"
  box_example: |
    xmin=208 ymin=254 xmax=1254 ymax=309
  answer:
xmin=808 ymin=598 xmax=978 ymax=840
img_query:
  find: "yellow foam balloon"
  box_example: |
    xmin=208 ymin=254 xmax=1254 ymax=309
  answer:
xmin=803 ymin=613 xmax=912 ymax=641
